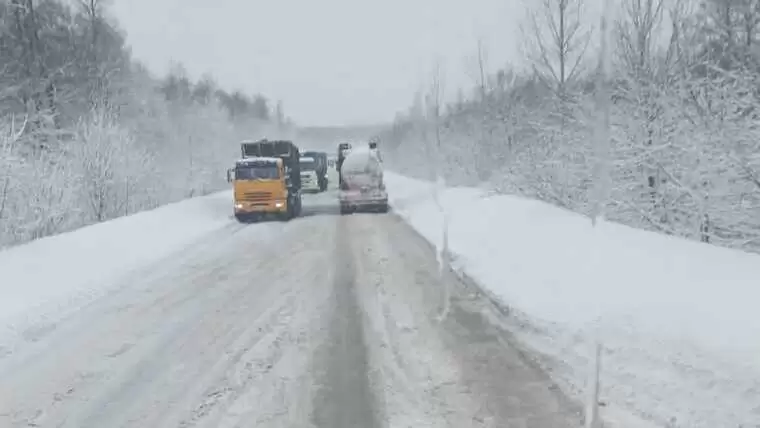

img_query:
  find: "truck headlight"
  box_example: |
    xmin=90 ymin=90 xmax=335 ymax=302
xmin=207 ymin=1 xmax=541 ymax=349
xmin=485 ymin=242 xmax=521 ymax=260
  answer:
xmin=235 ymin=203 xmax=243 ymax=209
xmin=274 ymin=201 xmax=284 ymax=208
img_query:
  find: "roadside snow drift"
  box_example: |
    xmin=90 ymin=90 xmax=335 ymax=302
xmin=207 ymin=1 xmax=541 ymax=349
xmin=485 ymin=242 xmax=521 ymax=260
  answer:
xmin=386 ymin=172 xmax=760 ymax=428
xmin=0 ymin=191 xmax=234 ymax=348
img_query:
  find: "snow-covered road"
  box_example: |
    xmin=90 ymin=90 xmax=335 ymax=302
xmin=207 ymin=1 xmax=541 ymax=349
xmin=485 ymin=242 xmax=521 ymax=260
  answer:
xmin=0 ymin=191 xmax=579 ymax=427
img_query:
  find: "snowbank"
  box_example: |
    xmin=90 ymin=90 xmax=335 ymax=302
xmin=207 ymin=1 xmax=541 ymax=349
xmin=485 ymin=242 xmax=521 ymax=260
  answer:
xmin=0 ymin=191 xmax=235 ymax=350
xmin=386 ymin=172 xmax=760 ymax=428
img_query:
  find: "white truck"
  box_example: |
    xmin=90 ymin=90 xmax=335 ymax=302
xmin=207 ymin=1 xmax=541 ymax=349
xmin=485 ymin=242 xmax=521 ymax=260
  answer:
xmin=338 ymin=144 xmax=388 ymax=214
xmin=299 ymin=156 xmax=321 ymax=192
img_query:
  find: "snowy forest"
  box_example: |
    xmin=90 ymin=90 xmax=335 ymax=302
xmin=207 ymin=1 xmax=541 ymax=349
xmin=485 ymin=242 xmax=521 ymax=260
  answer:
xmin=0 ymin=0 xmax=288 ymax=248
xmin=5 ymin=0 xmax=760 ymax=257
xmin=385 ymin=0 xmax=760 ymax=254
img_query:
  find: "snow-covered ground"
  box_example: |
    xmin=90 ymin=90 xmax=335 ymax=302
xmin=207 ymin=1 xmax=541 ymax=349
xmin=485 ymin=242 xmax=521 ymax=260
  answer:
xmin=0 ymin=191 xmax=237 ymax=354
xmin=386 ymin=172 xmax=760 ymax=428
xmin=0 ymin=182 xmax=581 ymax=426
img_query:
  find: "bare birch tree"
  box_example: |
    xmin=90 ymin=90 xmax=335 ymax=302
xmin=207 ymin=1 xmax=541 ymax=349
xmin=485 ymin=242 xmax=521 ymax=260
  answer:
xmin=464 ymin=36 xmax=490 ymax=102
xmin=523 ymin=0 xmax=592 ymax=95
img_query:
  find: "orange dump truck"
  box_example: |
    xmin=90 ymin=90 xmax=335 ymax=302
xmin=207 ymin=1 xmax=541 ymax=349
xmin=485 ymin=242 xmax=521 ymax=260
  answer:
xmin=227 ymin=139 xmax=303 ymax=222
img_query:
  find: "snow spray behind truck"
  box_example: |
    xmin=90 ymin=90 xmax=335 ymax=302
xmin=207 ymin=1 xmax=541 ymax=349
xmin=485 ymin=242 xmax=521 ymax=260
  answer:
xmin=227 ymin=139 xmax=303 ymax=222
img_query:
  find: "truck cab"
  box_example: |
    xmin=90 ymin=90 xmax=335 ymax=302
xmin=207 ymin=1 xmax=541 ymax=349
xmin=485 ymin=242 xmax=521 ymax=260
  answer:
xmin=299 ymin=156 xmax=321 ymax=192
xmin=228 ymin=139 xmax=302 ymax=222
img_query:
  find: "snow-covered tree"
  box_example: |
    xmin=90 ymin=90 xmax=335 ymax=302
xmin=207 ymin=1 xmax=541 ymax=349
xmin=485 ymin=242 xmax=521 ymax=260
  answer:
xmin=0 ymin=0 xmax=290 ymax=249
xmin=384 ymin=0 xmax=760 ymax=254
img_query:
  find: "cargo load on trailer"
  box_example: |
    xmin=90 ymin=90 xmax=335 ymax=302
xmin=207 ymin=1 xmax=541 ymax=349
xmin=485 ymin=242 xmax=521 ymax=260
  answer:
xmin=227 ymin=139 xmax=302 ymax=222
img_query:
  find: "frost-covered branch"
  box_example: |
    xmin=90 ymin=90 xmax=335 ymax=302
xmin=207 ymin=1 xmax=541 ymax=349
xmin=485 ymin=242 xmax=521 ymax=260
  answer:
xmin=0 ymin=0 xmax=288 ymax=248
xmin=384 ymin=0 xmax=760 ymax=254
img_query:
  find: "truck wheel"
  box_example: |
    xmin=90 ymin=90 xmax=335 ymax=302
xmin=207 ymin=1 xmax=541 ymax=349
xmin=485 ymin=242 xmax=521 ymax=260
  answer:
xmin=285 ymin=205 xmax=295 ymax=221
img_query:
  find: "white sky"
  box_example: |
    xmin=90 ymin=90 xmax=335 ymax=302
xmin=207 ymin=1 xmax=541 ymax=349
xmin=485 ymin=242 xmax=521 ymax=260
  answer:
xmin=110 ymin=0 xmax=528 ymax=126
xmin=111 ymin=0 xmax=603 ymax=127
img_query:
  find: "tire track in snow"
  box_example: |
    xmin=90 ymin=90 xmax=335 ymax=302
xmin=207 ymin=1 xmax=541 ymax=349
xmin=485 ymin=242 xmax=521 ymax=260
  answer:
xmin=347 ymin=214 xmax=471 ymax=427
xmin=308 ymin=216 xmax=382 ymax=428
xmin=0 ymin=194 xmax=583 ymax=427
xmin=347 ymin=213 xmax=582 ymax=427
xmin=122 ymin=220 xmax=333 ymax=428
xmin=23 ymin=224 xmax=292 ymax=428
xmin=383 ymin=212 xmax=582 ymax=426
xmin=0 ymin=219 xmax=327 ymax=428
xmin=176 ymin=221 xmax=337 ymax=428
xmin=0 ymin=220 xmax=251 ymax=371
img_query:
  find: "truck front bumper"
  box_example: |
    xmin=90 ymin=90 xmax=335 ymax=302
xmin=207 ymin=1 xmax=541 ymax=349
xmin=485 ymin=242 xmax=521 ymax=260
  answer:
xmin=234 ymin=200 xmax=288 ymax=215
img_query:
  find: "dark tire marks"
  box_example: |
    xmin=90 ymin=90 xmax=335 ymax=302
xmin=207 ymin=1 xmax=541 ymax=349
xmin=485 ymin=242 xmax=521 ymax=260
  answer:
xmin=309 ymin=217 xmax=382 ymax=428
xmin=354 ymin=213 xmax=581 ymax=427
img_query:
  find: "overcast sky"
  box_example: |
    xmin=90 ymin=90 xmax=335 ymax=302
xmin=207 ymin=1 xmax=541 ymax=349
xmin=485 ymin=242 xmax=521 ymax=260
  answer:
xmin=110 ymin=0 xmax=532 ymax=126
xmin=111 ymin=0 xmax=606 ymax=127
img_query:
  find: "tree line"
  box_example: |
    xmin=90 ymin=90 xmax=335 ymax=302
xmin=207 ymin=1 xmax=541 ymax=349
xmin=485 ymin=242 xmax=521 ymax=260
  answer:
xmin=384 ymin=0 xmax=760 ymax=254
xmin=0 ymin=0 xmax=289 ymax=248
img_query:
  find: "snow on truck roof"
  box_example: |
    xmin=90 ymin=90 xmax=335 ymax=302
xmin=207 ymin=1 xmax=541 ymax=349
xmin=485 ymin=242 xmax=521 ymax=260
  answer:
xmin=340 ymin=146 xmax=382 ymax=174
xmin=236 ymin=156 xmax=280 ymax=164
xmin=300 ymin=157 xmax=314 ymax=162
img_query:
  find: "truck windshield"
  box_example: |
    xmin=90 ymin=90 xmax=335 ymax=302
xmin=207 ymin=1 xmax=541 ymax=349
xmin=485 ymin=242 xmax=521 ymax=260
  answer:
xmin=235 ymin=166 xmax=279 ymax=180
xmin=300 ymin=160 xmax=315 ymax=170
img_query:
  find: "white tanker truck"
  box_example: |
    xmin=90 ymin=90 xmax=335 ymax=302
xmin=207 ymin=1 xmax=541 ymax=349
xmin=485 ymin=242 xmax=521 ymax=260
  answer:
xmin=338 ymin=141 xmax=388 ymax=214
